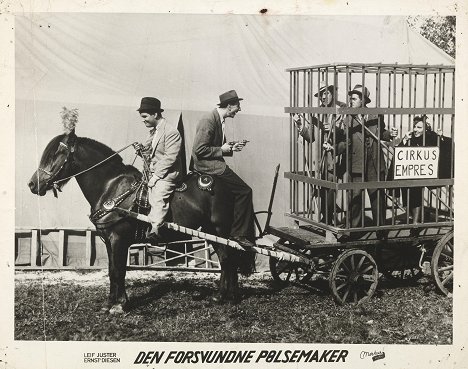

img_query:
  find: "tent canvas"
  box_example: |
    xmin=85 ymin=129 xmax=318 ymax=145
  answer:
xmin=16 ymin=13 xmax=454 ymax=240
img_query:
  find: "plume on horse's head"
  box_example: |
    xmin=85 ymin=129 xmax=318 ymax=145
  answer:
xmin=60 ymin=107 xmax=79 ymax=133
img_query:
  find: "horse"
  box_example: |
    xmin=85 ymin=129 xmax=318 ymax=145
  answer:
xmin=28 ymin=127 xmax=255 ymax=314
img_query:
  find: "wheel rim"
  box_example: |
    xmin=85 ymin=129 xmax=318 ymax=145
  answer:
xmin=329 ymin=250 xmax=379 ymax=305
xmin=431 ymin=231 xmax=454 ymax=296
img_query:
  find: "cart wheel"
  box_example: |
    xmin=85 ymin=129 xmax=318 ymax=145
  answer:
xmin=269 ymin=257 xmax=311 ymax=284
xmin=381 ymin=245 xmax=423 ymax=283
xmin=431 ymin=231 xmax=453 ymax=296
xmin=329 ymin=249 xmax=379 ymax=305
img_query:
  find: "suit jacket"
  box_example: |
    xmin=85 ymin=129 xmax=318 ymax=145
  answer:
xmin=299 ymin=101 xmax=346 ymax=143
xmin=342 ymin=114 xmax=391 ymax=177
xmin=192 ymin=109 xmax=232 ymax=175
xmin=149 ymin=118 xmax=183 ymax=182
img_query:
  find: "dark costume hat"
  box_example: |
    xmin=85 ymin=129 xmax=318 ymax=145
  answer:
xmin=217 ymin=90 xmax=243 ymax=106
xmin=137 ymin=97 xmax=164 ymax=113
xmin=314 ymin=81 xmax=336 ymax=97
xmin=348 ymin=84 xmax=371 ymax=104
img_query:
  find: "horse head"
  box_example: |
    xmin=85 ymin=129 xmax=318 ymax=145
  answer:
xmin=28 ymin=129 xmax=77 ymax=196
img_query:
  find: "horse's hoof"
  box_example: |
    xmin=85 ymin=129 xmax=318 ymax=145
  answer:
xmin=211 ymin=294 xmax=225 ymax=304
xmin=109 ymin=304 xmax=125 ymax=315
xmin=192 ymin=291 xmax=204 ymax=301
xmin=227 ymin=297 xmax=241 ymax=305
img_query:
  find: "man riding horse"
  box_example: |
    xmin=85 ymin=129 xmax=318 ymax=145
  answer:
xmin=132 ymin=97 xmax=183 ymax=243
xmin=191 ymin=90 xmax=257 ymax=249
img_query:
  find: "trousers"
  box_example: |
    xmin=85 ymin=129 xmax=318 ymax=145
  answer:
xmin=349 ymin=172 xmax=386 ymax=228
xmin=217 ymin=166 xmax=255 ymax=240
xmin=148 ymin=179 xmax=176 ymax=232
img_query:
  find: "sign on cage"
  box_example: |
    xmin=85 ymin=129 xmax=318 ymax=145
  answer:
xmin=394 ymin=146 xmax=440 ymax=179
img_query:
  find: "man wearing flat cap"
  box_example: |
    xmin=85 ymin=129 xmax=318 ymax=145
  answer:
xmin=191 ymin=90 xmax=255 ymax=248
xmin=293 ymin=81 xmax=346 ymax=224
xmin=344 ymin=84 xmax=398 ymax=237
xmin=133 ymin=97 xmax=183 ymax=241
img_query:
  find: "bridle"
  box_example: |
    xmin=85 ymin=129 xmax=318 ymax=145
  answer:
xmin=38 ymin=141 xmax=75 ymax=197
xmin=38 ymin=138 xmax=137 ymax=198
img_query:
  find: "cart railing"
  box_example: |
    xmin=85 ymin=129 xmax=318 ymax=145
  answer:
xmin=286 ymin=174 xmax=453 ymax=235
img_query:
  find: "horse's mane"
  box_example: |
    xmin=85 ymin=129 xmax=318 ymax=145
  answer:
xmin=79 ymin=137 xmax=142 ymax=176
xmin=78 ymin=137 xmax=123 ymax=164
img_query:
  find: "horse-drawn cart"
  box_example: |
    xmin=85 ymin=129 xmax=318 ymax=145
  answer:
xmin=263 ymin=62 xmax=454 ymax=303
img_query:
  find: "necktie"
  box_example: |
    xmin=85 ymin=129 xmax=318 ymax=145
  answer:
xmin=222 ymin=120 xmax=226 ymax=143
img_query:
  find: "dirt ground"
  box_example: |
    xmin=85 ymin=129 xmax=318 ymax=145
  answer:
xmin=14 ymin=269 xmax=452 ymax=344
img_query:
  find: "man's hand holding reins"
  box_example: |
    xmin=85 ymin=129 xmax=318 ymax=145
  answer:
xmin=133 ymin=142 xmax=144 ymax=156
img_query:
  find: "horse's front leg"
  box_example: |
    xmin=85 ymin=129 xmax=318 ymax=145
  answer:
xmin=104 ymin=228 xmax=132 ymax=314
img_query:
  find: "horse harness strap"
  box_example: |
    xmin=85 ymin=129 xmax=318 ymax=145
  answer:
xmin=89 ymin=180 xmax=143 ymax=223
xmin=53 ymin=142 xmax=137 ymax=187
xmin=39 ymin=141 xmax=76 ymax=197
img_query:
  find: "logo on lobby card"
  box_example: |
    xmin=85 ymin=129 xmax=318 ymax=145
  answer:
xmin=360 ymin=350 xmax=385 ymax=361
xmin=394 ymin=146 xmax=439 ymax=179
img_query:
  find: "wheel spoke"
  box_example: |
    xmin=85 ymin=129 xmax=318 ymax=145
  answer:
xmin=441 ymin=253 xmax=453 ymax=261
xmin=336 ymin=282 xmax=348 ymax=291
xmin=341 ymin=260 xmax=352 ymax=273
xmin=357 ymin=255 xmax=366 ymax=269
xmin=353 ymin=290 xmax=358 ymax=303
xmin=350 ymin=255 xmax=356 ymax=270
xmin=341 ymin=285 xmax=351 ymax=303
xmin=438 ymin=265 xmax=453 ymax=273
xmin=441 ymin=271 xmax=454 ymax=286
xmin=360 ymin=264 xmax=374 ymax=274
xmin=356 ymin=280 xmax=373 ymax=292
xmin=335 ymin=273 xmax=349 ymax=280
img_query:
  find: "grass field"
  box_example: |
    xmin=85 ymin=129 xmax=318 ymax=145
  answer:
xmin=14 ymin=270 xmax=452 ymax=344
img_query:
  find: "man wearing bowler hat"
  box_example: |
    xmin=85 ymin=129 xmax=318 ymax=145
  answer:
xmin=344 ymin=84 xmax=397 ymax=238
xmin=191 ymin=90 xmax=255 ymax=248
xmin=133 ymin=97 xmax=183 ymax=241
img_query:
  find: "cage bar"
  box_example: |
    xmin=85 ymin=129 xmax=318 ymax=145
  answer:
xmin=286 ymin=63 xmax=454 ymax=237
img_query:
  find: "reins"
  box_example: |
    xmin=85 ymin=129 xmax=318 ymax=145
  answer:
xmin=52 ymin=142 xmax=138 ymax=186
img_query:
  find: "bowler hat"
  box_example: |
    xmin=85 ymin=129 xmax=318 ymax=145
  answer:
xmin=217 ymin=90 xmax=243 ymax=106
xmin=137 ymin=97 xmax=164 ymax=113
xmin=348 ymin=84 xmax=371 ymax=104
xmin=314 ymin=81 xmax=336 ymax=97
